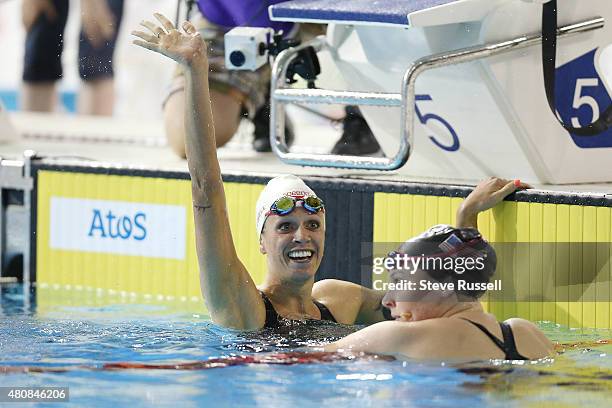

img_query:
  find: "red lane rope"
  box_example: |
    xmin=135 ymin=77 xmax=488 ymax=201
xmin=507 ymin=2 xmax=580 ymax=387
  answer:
xmin=1 ymin=352 xmax=393 ymax=374
xmin=2 ymin=341 xmax=610 ymax=374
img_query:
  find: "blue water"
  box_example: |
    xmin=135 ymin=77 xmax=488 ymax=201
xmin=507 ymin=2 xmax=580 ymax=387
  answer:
xmin=1 ymin=284 xmax=611 ymax=407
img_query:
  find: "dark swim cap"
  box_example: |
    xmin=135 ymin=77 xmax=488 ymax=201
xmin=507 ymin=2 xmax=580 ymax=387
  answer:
xmin=397 ymin=225 xmax=497 ymax=299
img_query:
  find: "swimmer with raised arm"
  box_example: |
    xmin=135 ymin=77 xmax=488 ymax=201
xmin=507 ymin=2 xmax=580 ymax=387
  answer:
xmin=131 ymin=14 xmax=387 ymax=330
xmin=324 ymin=178 xmax=554 ymax=361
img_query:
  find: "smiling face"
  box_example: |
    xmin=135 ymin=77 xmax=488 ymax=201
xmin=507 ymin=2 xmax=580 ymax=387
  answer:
xmin=259 ymin=207 xmax=325 ymax=283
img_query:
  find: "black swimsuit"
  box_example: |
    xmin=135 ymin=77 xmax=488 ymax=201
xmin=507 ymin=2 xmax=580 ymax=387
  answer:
xmin=260 ymin=291 xmax=337 ymax=328
xmin=461 ymin=318 xmax=529 ymax=360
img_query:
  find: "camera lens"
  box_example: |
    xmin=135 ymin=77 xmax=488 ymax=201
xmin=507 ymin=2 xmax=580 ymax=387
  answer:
xmin=229 ymin=51 xmax=246 ymax=67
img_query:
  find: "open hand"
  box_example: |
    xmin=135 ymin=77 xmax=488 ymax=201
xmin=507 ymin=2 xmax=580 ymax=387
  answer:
xmin=464 ymin=177 xmax=531 ymax=214
xmin=131 ymin=13 xmax=207 ymax=68
xmin=457 ymin=177 xmax=531 ymax=228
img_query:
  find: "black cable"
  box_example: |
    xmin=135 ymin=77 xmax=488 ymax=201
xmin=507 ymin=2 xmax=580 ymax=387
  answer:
xmin=185 ymin=0 xmax=195 ymax=21
xmin=542 ymin=0 xmax=612 ymax=136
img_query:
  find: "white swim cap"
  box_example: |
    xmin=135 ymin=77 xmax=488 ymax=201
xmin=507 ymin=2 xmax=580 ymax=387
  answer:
xmin=255 ymin=175 xmax=320 ymax=237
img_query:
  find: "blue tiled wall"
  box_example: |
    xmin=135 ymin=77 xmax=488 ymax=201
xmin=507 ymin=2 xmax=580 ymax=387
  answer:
xmin=0 ymin=90 xmax=76 ymax=113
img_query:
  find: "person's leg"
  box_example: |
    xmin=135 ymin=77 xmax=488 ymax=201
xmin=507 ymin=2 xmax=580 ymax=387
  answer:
xmin=78 ymin=79 xmax=115 ymax=116
xmin=21 ymin=82 xmax=56 ymax=112
xmin=21 ymin=0 xmax=69 ymax=112
xmin=162 ymin=13 xmax=253 ymax=157
xmin=77 ymin=0 xmax=123 ymax=115
xmin=163 ymin=76 xmax=242 ymax=158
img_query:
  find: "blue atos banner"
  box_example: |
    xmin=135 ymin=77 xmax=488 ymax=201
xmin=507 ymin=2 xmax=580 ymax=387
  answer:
xmin=49 ymin=197 xmax=186 ymax=259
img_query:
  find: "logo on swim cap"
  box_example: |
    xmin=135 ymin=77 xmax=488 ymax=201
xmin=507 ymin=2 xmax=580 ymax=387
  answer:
xmin=284 ymin=191 xmax=309 ymax=198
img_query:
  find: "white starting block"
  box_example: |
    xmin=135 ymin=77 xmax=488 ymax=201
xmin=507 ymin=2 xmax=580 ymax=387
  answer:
xmin=267 ymin=0 xmax=612 ymax=183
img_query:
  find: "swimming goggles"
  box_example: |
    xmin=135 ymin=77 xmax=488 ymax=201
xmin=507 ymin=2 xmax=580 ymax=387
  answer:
xmin=266 ymin=195 xmax=325 ymax=216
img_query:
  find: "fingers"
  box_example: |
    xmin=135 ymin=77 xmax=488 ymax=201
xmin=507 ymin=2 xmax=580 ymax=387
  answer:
xmin=501 ymin=177 xmax=531 ymax=190
xmin=154 ymin=12 xmax=175 ymax=33
xmin=490 ymin=180 xmax=519 ymax=202
xmin=492 ymin=177 xmax=508 ymax=187
xmin=131 ymin=30 xmax=158 ymax=44
xmin=499 ymin=180 xmax=518 ymax=195
xmin=469 ymin=176 xmax=533 ymax=214
xmin=132 ymin=39 xmax=159 ymax=53
xmin=182 ymin=21 xmax=197 ymax=35
xmin=516 ymin=180 xmax=533 ymax=189
xmin=140 ymin=20 xmax=165 ymax=37
xmin=486 ymin=176 xmax=531 ymax=190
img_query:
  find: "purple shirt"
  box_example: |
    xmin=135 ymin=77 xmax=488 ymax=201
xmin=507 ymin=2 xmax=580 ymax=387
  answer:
xmin=197 ymin=0 xmax=294 ymax=33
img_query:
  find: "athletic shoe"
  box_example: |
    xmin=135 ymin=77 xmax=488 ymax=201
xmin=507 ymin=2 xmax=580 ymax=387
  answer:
xmin=252 ymin=101 xmax=294 ymax=152
xmin=331 ymin=106 xmax=382 ymax=156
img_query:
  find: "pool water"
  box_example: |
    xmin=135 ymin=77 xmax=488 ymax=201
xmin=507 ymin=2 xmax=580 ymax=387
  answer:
xmin=1 ymin=284 xmax=611 ymax=407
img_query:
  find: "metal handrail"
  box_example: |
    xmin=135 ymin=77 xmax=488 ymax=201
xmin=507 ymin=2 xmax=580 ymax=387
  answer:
xmin=270 ymin=17 xmax=605 ymax=170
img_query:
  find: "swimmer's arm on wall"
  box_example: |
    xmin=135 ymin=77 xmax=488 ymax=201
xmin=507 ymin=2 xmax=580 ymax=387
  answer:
xmin=456 ymin=178 xmax=531 ymax=229
xmin=132 ymin=14 xmax=266 ymax=330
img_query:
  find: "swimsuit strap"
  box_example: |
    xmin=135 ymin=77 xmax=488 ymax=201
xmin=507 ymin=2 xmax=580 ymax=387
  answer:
xmin=460 ymin=318 xmax=506 ymax=352
xmin=259 ymin=291 xmax=337 ymax=327
xmin=313 ymin=300 xmax=337 ymax=323
xmin=260 ymin=291 xmax=280 ymax=328
xmin=460 ymin=318 xmax=528 ymax=360
xmin=499 ymin=321 xmax=529 ymax=360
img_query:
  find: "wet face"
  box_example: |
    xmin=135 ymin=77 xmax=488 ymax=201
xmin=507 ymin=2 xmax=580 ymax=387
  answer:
xmin=382 ymin=262 xmax=450 ymax=322
xmin=259 ymin=208 xmax=325 ymax=282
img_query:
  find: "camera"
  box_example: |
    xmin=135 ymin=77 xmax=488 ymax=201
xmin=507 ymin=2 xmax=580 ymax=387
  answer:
xmin=224 ymin=27 xmax=273 ymax=71
xmin=224 ymin=27 xmax=321 ymax=88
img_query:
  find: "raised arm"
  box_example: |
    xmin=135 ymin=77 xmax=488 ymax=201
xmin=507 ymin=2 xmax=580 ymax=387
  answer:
xmin=132 ymin=14 xmax=265 ymax=329
xmin=456 ymin=177 xmax=531 ymax=229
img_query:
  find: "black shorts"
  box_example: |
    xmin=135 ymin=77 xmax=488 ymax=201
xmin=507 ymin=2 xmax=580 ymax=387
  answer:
xmin=23 ymin=0 xmax=124 ymax=83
